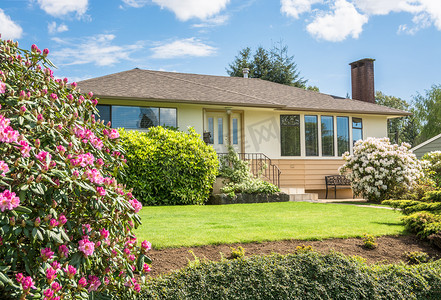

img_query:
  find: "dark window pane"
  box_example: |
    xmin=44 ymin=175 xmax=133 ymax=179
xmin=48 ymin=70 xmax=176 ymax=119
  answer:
xmin=208 ymin=117 xmax=214 ymax=144
xmin=281 ymin=115 xmax=300 ymax=156
xmin=160 ymin=108 xmax=177 ymax=127
xmin=352 ymin=117 xmax=363 ymax=144
xmin=321 ymin=116 xmax=334 ymax=156
xmin=218 ymin=118 xmax=223 ymax=144
xmin=305 ymin=115 xmax=318 ymax=156
xmin=96 ymin=105 xmax=111 ymax=125
xmin=337 ymin=116 xmax=349 ymax=156
xmin=112 ymin=106 xmax=159 ymax=129
xmin=232 ymin=118 xmax=238 ymax=145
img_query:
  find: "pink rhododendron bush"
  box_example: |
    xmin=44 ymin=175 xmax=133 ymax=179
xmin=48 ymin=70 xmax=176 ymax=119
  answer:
xmin=339 ymin=137 xmax=422 ymax=203
xmin=0 ymin=38 xmax=151 ymax=299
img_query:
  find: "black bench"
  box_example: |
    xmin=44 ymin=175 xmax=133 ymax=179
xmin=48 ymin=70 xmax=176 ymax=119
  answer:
xmin=325 ymin=175 xmax=352 ymax=199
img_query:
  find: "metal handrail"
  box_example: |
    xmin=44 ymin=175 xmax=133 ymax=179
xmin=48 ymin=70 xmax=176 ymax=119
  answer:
xmin=217 ymin=152 xmax=281 ymax=187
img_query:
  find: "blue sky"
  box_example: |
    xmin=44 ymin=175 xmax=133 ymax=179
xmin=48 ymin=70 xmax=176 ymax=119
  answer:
xmin=1 ymin=0 xmax=441 ymax=103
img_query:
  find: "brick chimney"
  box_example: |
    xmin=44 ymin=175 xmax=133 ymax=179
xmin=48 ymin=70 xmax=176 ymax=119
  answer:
xmin=349 ymin=58 xmax=375 ymax=104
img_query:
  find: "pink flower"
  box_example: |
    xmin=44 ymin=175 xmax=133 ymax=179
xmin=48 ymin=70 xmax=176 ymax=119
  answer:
xmin=99 ymin=228 xmax=109 ymax=239
xmin=43 ymin=48 xmax=49 ymax=56
xmin=96 ymin=186 xmax=106 ymax=196
xmin=0 ymin=114 xmax=19 ymax=143
xmin=78 ymin=238 xmax=95 ymax=257
xmin=70 ymin=82 xmax=77 ymax=89
xmin=78 ymin=277 xmax=87 ymax=288
xmin=0 ymin=160 xmax=9 ymax=176
xmin=51 ymin=261 xmax=61 ymax=270
xmin=56 ymin=145 xmax=66 ymax=154
xmin=109 ymin=129 xmax=119 ymax=139
xmin=46 ymin=267 xmax=57 ymax=283
xmin=88 ymin=275 xmax=101 ymax=292
xmin=21 ymin=276 xmax=36 ymax=291
xmin=141 ymin=240 xmax=152 ymax=251
xmin=51 ymin=281 xmax=62 ymax=292
xmin=41 ymin=247 xmax=54 ymax=261
xmin=129 ymin=254 xmax=135 ymax=261
xmin=64 ymin=265 xmax=77 ymax=279
xmin=58 ymin=214 xmax=67 ymax=225
xmin=129 ymin=198 xmax=142 ymax=213
xmin=50 ymin=93 xmax=58 ymax=101
xmin=58 ymin=245 xmax=69 ymax=258
xmin=43 ymin=288 xmax=54 ymax=298
xmin=36 ymin=150 xmax=52 ymax=163
xmin=0 ymin=189 xmax=20 ymax=212
xmin=123 ymin=248 xmax=131 ymax=255
xmin=134 ymin=283 xmax=141 ymax=293
xmin=16 ymin=273 xmax=24 ymax=283
xmin=37 ymin=113 xmax=44 ymax=122
xmin=49 ymin=218 xmax=59 ymax=229
xmin=82 ymin=223 xmax=91 ymax=234
xmin=143 ymin=263 xmax=151 ymax=273
xmin=18 ymin=140 xmax=31 ymax=157
xmin=0 ymin=81 xmax=6 ymax=94
xmin=104 ymin=277 xmax=110 ymax=285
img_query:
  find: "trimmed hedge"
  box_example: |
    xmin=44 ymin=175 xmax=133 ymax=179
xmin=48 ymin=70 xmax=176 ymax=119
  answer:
xmin=141 ymin=252 xmax=441 ymax=299
xmin=119 ymin=127 xmax=218 ymax=205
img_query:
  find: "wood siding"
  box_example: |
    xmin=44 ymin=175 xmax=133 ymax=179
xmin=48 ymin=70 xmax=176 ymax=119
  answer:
xmin=272 ymin=158 xmax=355 ymax=199
xmin=414 ymin=137 xmax=441 ymax=159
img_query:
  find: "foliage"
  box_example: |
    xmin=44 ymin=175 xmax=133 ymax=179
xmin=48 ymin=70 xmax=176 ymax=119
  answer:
xmin=226 ymin=42 xmax=307 ymax=88
xmin=119 ymin=127 xmax=218 ymax=206
xmin=219 ymin=146 xmax=280 ymax=196
xmin=340 ymin=137 xmax=422 ymax=202
xmin=421 ymin=151 xmax=441 ymax=188
xmin=229 ymin=246 xmax=245 ymax=259
xmin=375 ymin=91 xmax=419 ymax=146
xmin=400 ymin=212 xmax=441 ymax=238
xmin=362 ymin=234 xmax=378 ymax=249
xmin=405 ymin=251 xmax=429 ymax=265
xmin=413 ymin=84 xmax=441 ymax=144
xmin=0 ymin=39 xmax=151 ymax=299
xmin=140 ymin=251 xmax=441 ymax=299
xmin=295 ymin=245 xmax=314 ymax=253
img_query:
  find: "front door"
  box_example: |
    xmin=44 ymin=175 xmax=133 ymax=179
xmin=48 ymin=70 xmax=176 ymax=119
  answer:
xmin=204 ymin=110 xmax=242 ymax=153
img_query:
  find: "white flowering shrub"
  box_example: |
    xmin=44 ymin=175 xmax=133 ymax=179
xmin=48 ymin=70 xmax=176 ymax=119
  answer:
xmin=339 ymin=137 xmax=422 ymax=202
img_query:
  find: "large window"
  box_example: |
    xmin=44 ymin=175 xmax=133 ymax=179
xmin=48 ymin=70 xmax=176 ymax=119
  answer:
xmin=305 ymin=115 xmax=318 ymax=156
xmin=337 ymin=117 xmax=349 ymax=156
xmin=96 ymin=105 xmax=177 ymax=129
xmin=321 ymin=116 xmax=334 ymax=156
xmin=352 ymin=117 xmax=363 ymax=144
xmin=281 ymin=115 xmax=300 ymax=156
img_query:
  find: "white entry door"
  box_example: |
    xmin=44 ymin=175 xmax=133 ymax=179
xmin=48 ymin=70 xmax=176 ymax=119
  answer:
xmin=204 ymin=111 xmax=242 ymax=153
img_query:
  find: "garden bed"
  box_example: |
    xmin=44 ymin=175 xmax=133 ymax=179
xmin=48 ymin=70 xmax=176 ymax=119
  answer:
xmin=147 ymin=235 xmax=441 ymax=277
xmin=207 ymin=192 xmax=289 ymax=205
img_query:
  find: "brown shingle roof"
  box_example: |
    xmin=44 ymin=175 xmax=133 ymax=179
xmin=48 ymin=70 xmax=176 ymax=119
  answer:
xmin=77 ymin=68 xmax=410 ymax=116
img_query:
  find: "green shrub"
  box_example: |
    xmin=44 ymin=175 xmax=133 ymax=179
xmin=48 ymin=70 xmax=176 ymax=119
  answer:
xmin=295 ymin=244 xmax=314 ymax=253
xmin=422 ymin=151 xmax=441 ymax=188
xmin=219 ymin=146 xmax=279 ymax=196
xmin=362 ymin=234 xmax=378 ymax=249
xmin=119 ymin=127 xmax=218 ymax=205
xmin=0 ymin=40 xmax=151 ymax=298
xmin=405 ymin=251 xmax=430 ymax=264
xmin=229 ymin=246 xmax=245 ymax=259
xmin=401 ymin=212 xmax=441 ymax=238
xmin=423 ymin=190 xmax=441 ymax=202
xmin=141 ymin=251 xmax=441 ymax=299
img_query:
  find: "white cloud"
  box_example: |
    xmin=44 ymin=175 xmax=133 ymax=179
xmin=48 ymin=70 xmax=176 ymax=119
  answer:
xmin=418 ymin=0 xmax=441 ymax=30
xmin=280 ymin=0 xmax=323 ymax=19
xmin=48 ymin=21 xmax=69 ymax=34
xmin=0 ymin=9 xmax=23 ymax=40
xmin=151 ymin=38 xmax=216 ymax=59
xmin=51 ymin=34 xmax=143 ymax=66
xmin=151 ymin=0 xmax=230 ymax=21
xmin=121 ymin=0 xmax=149 ymax=8
xmin=353 ymin=0 xmax=422 ymax=15
xmin=192 ymin=15 xmax=229 ymax=28
xmin=37 ymin=0 xmax=88 ymax=17
xmin=306 ymin=0 xmax=368 ymax=42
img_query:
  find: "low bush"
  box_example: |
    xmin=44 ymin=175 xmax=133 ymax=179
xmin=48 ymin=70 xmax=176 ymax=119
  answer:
xmin=119 ymin=127 xmax=218 ymax=205
xmin=219 ymin=146 xmax=279 ymax=196
xmin=229 ymin=246 xmax=245 ymax=259
xmin=141 ymin=251 xmax=441 ymax=299
xmin=405 ymin=251 xmax=430 ymax=265
xmin=401 ymin=212 xmax=441 ymax=238
xmin=422 ymin=151 xmax=441 ymax=188
xmin=362 ymin=234 xmax=378 ymax=249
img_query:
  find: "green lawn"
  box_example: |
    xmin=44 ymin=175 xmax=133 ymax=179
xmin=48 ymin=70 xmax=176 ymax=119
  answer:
xmin=135 ymin=202 xmax=404 ymax=249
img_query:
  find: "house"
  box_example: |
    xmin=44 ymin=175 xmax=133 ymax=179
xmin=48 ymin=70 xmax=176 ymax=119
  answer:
xmin=411 ymin=133 xmax=441 ymax=159
xmin=77 ymin=58 xmax=409 ymax=199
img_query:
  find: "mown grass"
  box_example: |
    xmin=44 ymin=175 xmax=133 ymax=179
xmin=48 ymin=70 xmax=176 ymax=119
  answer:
xmin=135 ymin=202 xmax=404 ymax=249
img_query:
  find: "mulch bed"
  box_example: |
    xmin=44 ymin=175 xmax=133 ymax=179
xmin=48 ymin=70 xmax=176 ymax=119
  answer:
xmin=147 ymin=235 xmax=441 ymax=277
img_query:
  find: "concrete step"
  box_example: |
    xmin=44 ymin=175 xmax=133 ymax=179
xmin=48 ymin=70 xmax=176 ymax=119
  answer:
xmin=289 ymin=193 xmax=319 ymax=202
xmin=280 ymin=187 xmax=305 ymax=194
